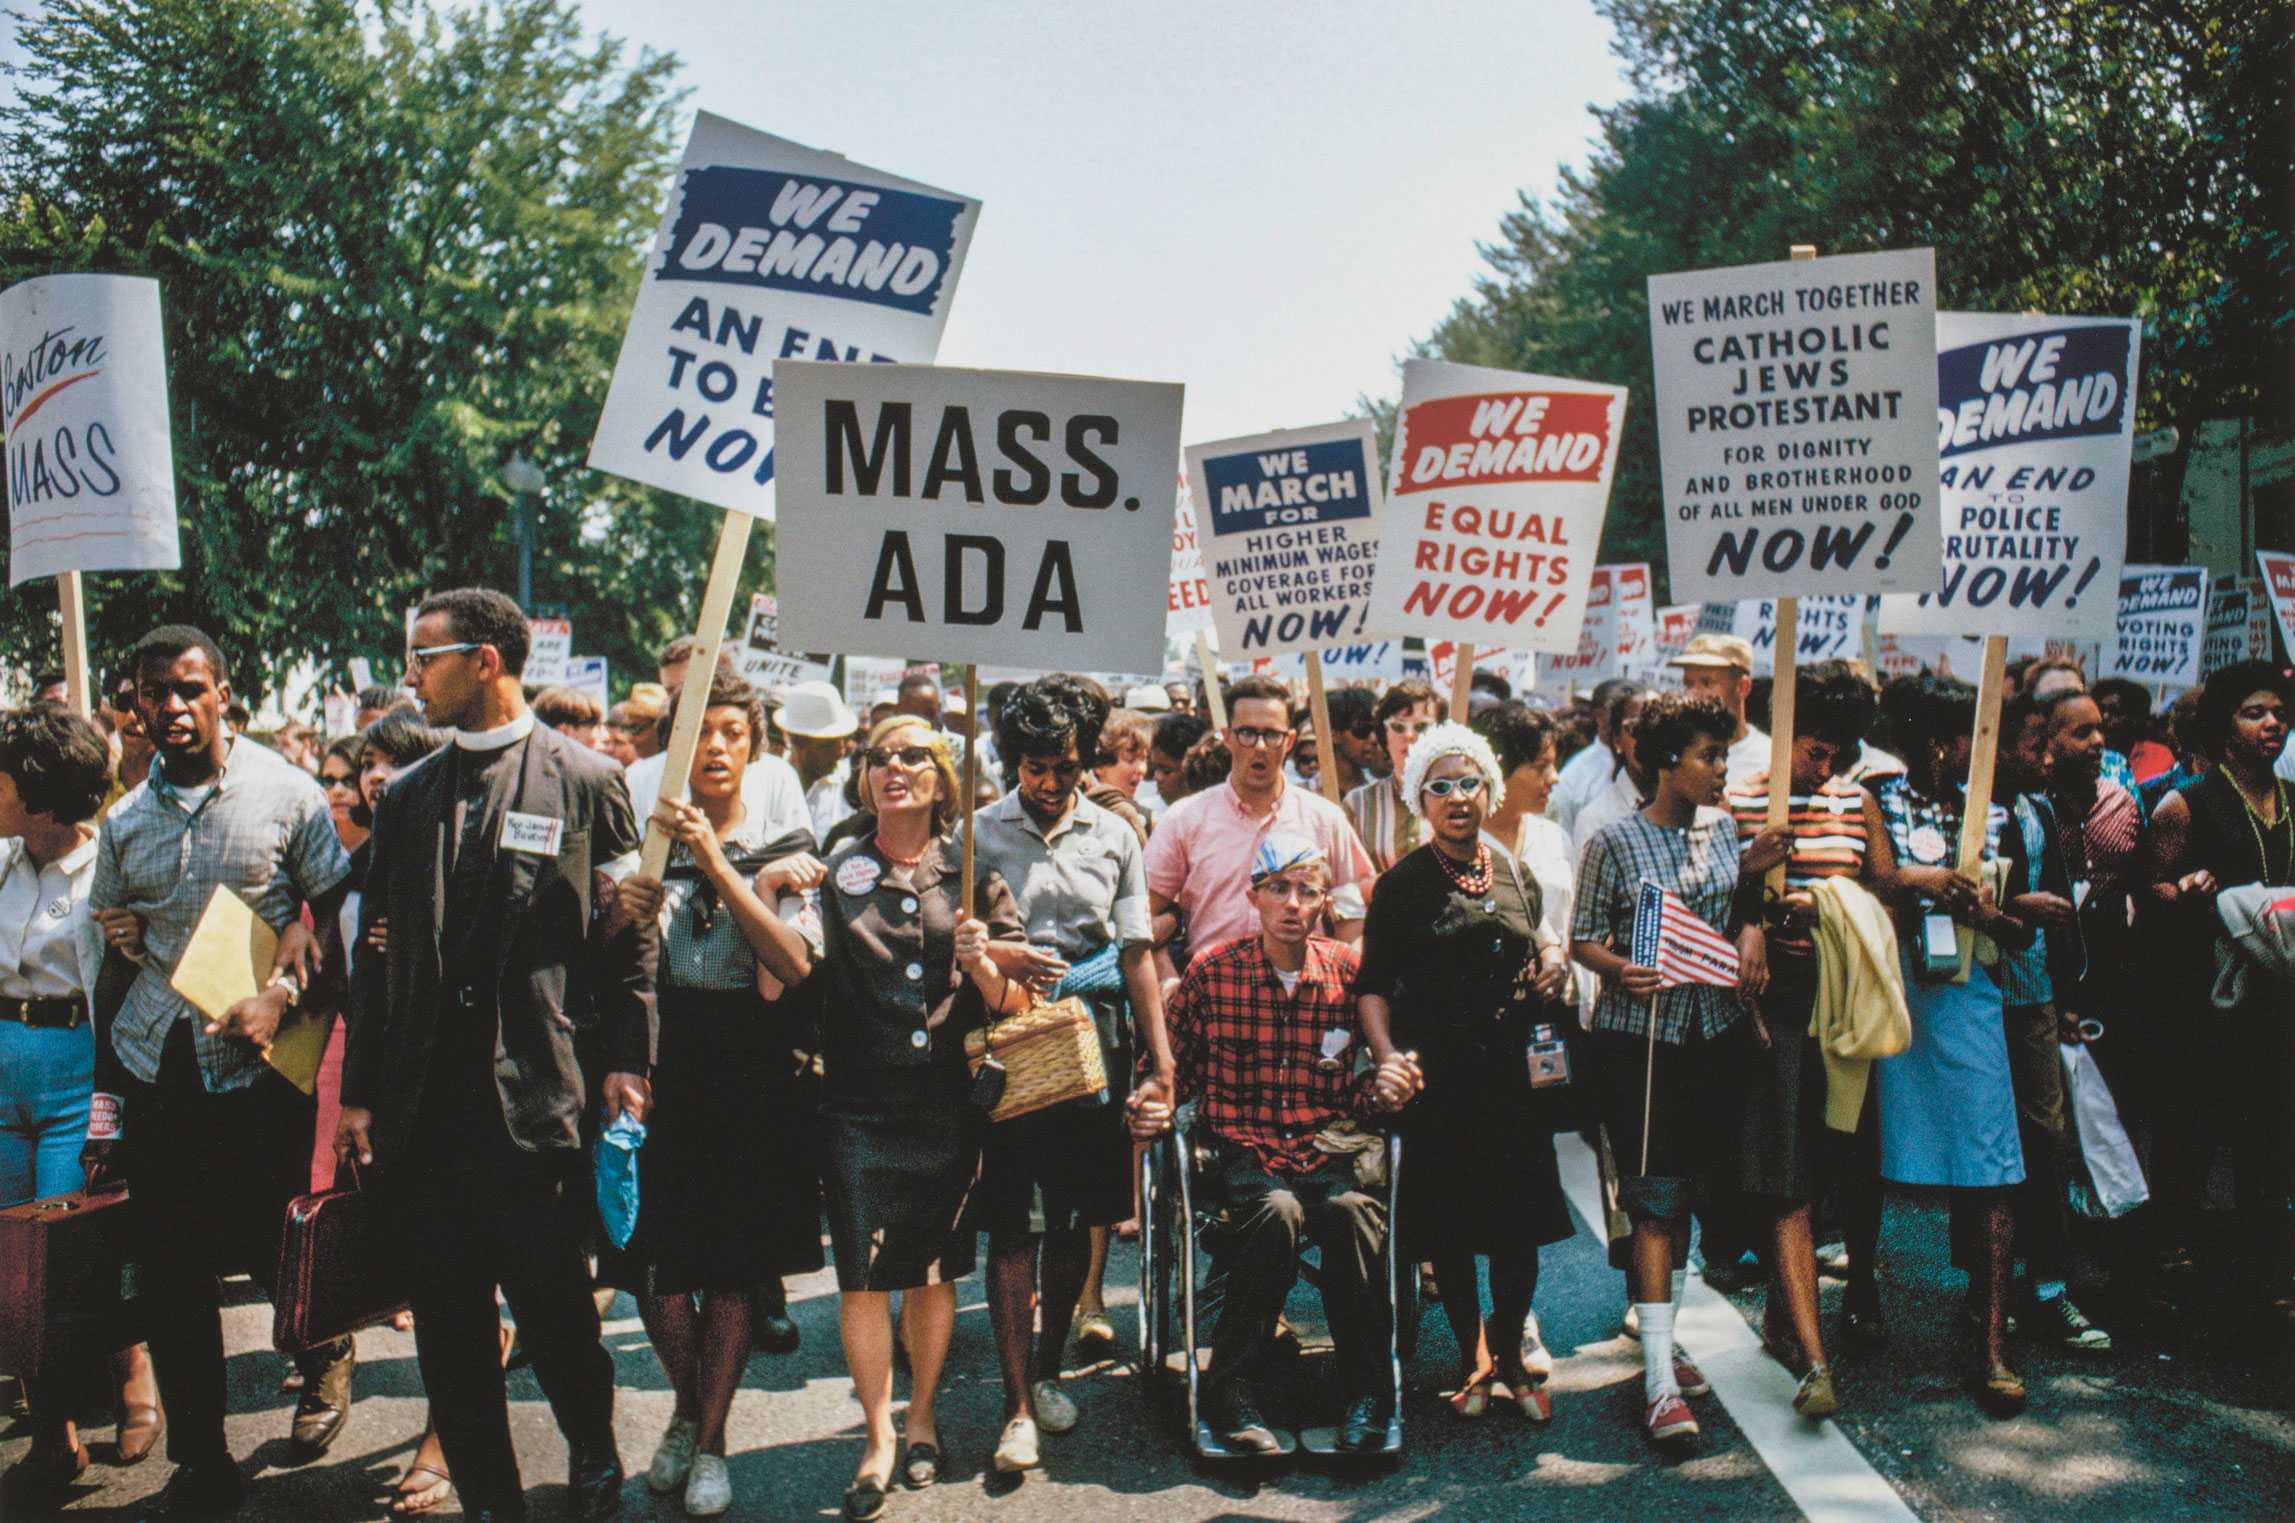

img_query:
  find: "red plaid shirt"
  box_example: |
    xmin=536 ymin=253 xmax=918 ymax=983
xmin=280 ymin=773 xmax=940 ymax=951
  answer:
xmin=1167 ymin=933 xmax=1376 ymax=1175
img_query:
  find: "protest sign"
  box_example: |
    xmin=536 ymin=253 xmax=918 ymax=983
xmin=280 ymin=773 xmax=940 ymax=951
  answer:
xmin=566 ymin=656 xmax=610 ymax=713
xmin=1310 ymin=641 xmax=1406 ymax=683
xmin=2201 ymin=576 xmax=2263 ymax=677
xmin=2102 ymin=564 xmax=2207 ymax=686
xmin=525 ymin=618 xmax=572 ymax=686
xmin=1427 ymin=641 xmax=1534 ymax=697
xmin=1366 ymin=358 xmax=1625 ymax=660
xmin=1185 ymin=419 xmax=1385 ymax=658
xmin=1879 ymin=313 xmax=2139 ymax=638
xmin=1654 ymin=604 xmax=1700 ymax=664
xmin=1695 ymin=595 xmax=1865 ymax=675
xmin=1167 ymin=473 xmax=1215 ymax=638
xmin=735 ymin=592 xmax=836 ymax=693
xmin=1613 ymin=562 xmax=1655 ymax=671
xmin=589 ymin=114 xmax=979 ymax=517
xmin=1541 ymin=563 xmax=1656 ymax=689
xmin=841 ymin=655 xmax=907 ymax=711
xmin=2259 ymin=550 xmax=2295 ymax=661
xmin=775 ymin=361 xmax=1183 ymax=671
xmin=1647 ymin=248 xmax=1941 ymax=604
xmin=3 ymin=274 xmax=181 ymax=588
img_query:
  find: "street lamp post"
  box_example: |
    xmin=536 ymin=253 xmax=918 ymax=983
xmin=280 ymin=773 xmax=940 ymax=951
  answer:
xmin=504 ymin=453 xmax=546 ymax=609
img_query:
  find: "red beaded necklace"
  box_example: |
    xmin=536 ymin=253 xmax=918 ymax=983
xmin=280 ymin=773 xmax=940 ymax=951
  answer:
xmin=1432 ymin=840 xmax=1493 ymax=895
xmin=874 ymin=832 xmax=927 ymax=869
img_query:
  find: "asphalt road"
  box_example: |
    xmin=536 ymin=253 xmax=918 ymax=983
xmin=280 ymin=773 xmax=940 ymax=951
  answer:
xmin=7 ymin=1142 xmax=2292 ymax=1522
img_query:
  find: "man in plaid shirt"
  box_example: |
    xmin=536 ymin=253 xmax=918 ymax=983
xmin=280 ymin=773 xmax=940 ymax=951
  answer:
xmin=1131 ymin=834 xmax=1420 ymax=1454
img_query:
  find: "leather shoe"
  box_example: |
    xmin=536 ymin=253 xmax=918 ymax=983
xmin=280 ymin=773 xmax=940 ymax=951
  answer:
xmin=159 ymin=1460 xmax=245 ymax=1515
xmin=290 ymin=1339 xmax=354 ymax=1457
xmin=1339 ymin=1394 xmax=1392 ymax=1452
xmin=754 ymin=1311 xmax=800 ymax=1355
xmin=567 ymin=1450 xmax=624 ymax=1522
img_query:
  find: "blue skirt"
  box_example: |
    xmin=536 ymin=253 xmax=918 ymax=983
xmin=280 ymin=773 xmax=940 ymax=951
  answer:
xmin=1877 ymin=949 xmax=2025 ymax=1188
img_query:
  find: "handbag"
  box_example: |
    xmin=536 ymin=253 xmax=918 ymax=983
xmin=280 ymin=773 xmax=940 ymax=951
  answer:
xmin=272 ymin=1161 xmax=409 ymax=1354
xmin=961 ymin=996 xmax=1108 ymax=1124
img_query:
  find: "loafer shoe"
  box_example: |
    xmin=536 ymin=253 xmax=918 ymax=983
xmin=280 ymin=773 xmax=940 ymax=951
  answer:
xmin=289 ymin=1340 xmax=354 ymax=1458
xmin=1340 ymin=1394 xmax=1392 ymax=1451
xmin=568 ymin=1450 xmax=624 ymax=1523
xmin=1031 ymin=1379 xmax=1079 ymax=1434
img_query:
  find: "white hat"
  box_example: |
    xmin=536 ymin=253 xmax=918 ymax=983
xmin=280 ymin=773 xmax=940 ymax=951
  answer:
xmin=1125 ymin=684 xmax=1172 ymax=712
xmin=776 ymin=680 xmax=859 ymax=739
xmin=942 ymin=690 xmax=969 ymax=715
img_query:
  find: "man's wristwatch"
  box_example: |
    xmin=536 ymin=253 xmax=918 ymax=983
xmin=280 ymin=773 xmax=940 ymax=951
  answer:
xmin=269 ymin=970 xmax=304 ymax=1007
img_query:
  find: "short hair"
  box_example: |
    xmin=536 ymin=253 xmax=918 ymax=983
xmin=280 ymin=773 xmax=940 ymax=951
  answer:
xmin=655 ymin=669 xmax=767 ymax=755
xmin=1888 ymin=674 xmax=1978 ymax=755
xmin=2196 ymin=660 xmax=2293 ymax=756
xmin=355 ymin=685 xmax=399 ymax=714
xmin=2089 ymin=677 xmax=2151 ymax=721
xmin=1152 ymin=711 xmax=1210 ymax=760
xmin=1035 ymin=674 xmax=1111 ymax=766
xmin=1325 ymin=685 xmax=1376 ymax=734
xmin=858 ymin=713 xmax=962 ymax=835
xmin=1796 ymin=659 xmax=1880 ymax=749
xmin=995 ymin=680 xmax=1089 ymax=787
xmin=274 ymin=720 xmax=313 ymax=746
xmin=418 ymin=588 xmax=529 ymax=676
xmin=531 ymin=686 xmax=603 ymax=729
xmin=0 ymin=704 xmax=111 ymax=824
xmin=1472 ymin=700 xmax=1558 ymax=777
xmin=1373 ymin=677 xmax=1445 ymax=727
xmin=605 ymin=700 xmax=649 ymax=734
xmin=656 ymin=634 xmax=698 ymax=670
xmin=31 ymin=670 xmax=65 ymax=692
xmin=128 ymin=624 xmax=229 ymax=687
xmin=1602 ymin=682 xmax=1655 ymax=736
xmin=1469 ymin=669 xmax=1512 ymax=702
xmin=983 ymin=682 xmax=1020 ymax=728
xmin=2000 ymin=689 xmax=2048 ymax=747
xmin=1225 ymin=674 xmax=1291 ymax=713
xmin=1588 ymin=676 xmax=1638 ymax=723
xmin=320 ymin=735 xmax=362 ymax=776
xmin=1181 ymin=728 xmax=1234 ymax=793
xmin=1630 ymin=692 xmax=1736 ymax=775
xmin=898 ymin=669 xmax=942 ymax=699
xmin=1099 ymin=708 xmax=1154 ymax=765
xmin=358 ymin=711 xmax=449 ymax=772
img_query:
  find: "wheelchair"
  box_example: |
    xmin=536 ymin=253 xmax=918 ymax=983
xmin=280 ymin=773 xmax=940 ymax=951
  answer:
xmin=1134 ymin=1106 xmax=1417 ymax=1460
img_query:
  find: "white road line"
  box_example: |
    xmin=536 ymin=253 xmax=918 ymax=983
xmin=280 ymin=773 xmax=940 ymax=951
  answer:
xmin=1554 ymin=1134 xmax=1919 ymax=1523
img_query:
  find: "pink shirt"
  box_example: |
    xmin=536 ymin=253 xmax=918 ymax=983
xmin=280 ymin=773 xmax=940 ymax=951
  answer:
xmin=1144 ymin=778 xmax=1372 ymax=959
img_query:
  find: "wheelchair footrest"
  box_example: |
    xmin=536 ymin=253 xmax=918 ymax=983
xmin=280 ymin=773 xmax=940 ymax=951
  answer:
xmin=1298 ymin=1419 xmax=1403 ymax=1457
xmin=1192 ymin=1419 xmax=1297 ymax=1460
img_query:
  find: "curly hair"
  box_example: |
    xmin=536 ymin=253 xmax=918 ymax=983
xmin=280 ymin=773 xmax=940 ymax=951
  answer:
xmin=2196 ymin=660 xmax=2292 ymax=759
xmin=1796 ymin=659 xmax=1880 ymax=749
xmin=653 ymin=669 xmax=768 ymax=756
xmin=1886 ymin=674 xmax=1978 ymax=758
xmin=0 ymin=703 xmax=111 ymax=824
xmin=1471 ymin=700 xmax=1558 ymax=778
xmin=995 ymin=679 xmax=1088 ymax=788
xmin=1629 ymin=693 xmax=1736 ymax=776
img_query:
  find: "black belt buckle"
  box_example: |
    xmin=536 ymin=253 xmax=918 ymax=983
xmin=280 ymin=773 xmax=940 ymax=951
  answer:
xmin=0 ymin=996 xmax=86 ymax=1028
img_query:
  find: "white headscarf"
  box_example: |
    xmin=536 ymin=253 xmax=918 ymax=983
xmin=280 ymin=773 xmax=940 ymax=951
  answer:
xmin=1400 ymin=720 xmax=1504 ymax=822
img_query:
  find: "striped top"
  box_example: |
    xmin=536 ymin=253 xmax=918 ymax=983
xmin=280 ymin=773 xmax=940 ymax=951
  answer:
xmin=1726 ymin=772 xmax=1871 ymax=957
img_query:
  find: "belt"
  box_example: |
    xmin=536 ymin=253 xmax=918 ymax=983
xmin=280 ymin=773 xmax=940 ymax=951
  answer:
xmin=0 ymin=995 xmax=89 ymax=1029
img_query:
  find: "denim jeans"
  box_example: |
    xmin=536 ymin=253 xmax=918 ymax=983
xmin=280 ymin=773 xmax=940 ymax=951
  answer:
xmin=0 ymin=1017 xmax=93 ymax=1207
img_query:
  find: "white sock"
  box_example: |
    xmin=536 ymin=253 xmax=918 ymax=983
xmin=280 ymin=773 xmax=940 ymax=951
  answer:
xmin=1672 ymin=1267 xmax=1687 ymax=1307
xmin=1638 ymin=1302 xmax=1677 ymax=1403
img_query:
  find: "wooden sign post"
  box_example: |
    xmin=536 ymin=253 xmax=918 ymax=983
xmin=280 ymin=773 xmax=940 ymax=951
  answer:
xmin=1194 ymin=630 xmax=1229 ymax=730
xmin=960 ymin=664 xmax=980 ymax=919
xmin=1304 ymin=650 xmax=1342 ymax=805
xmin=637 ymin=513 xmax=754 ymax=878
xmin=1761 ymin=243 xmax=1820 ymax=892
xmin=1955 ymin=635 xmax=2011 ymax=876
xmin=1449 ymin=641 xmax=1475 ymax=723
xmin=57 ymin=571 xmax=92 ymax=717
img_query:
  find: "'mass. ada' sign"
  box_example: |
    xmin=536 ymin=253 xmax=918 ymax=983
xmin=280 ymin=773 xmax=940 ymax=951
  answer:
xmin=588 ymin=113 xmax=980 ymax=517
xmin=772 ymin=361 xmax=1185 ymax=672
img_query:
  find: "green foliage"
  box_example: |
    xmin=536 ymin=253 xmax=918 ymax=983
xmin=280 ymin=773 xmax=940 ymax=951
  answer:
xmin=1394 ymin=0 xmax=2292 ymax=600
xmin=0 ymin=0 xmax=749 ymax=701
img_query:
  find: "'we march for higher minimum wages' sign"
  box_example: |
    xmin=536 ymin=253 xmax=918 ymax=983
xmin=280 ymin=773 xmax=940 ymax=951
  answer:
xmin=588 ymin=113 xmax=981 ymax=516
xmin=1647 ymin=247 xmax=1941 ymax=605
xmin=1186 ymin=419 xmax=1386 ymax=658
xmin=1880 ymin=313 xmax=2140 ymax=639
xmin=771 ymin=361 xmax=1185 ymax=672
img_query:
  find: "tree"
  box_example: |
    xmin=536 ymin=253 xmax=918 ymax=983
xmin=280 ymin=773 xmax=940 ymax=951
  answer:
xmin=0 ymin=0 xmax=752 ymax=702
xmin=1393 ymin=0 xmax=2293 ymax=599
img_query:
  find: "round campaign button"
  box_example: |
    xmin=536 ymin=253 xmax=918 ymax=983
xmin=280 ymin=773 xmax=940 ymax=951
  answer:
xmin=1909 ymin=824 xmax=1949 ymax=865
xmin=905 ymin=962 xmax=924 ymax=981
xmin=902 ymin=896 xmax=919 ymax=913
xmin=910 ymin=1030 xmax=929 ymax=1049
xmin=836 ymin=855 xmax=882 ymax=898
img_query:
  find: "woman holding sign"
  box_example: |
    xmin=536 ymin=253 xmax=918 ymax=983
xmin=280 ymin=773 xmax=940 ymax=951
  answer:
xmin=1357 ymin=723 xmax=1575 ymax=1423
xmin=1865 ymin=676 xmax=2041 ymax=1415
xmin=752 ymin=713 xmax=1027 ymax=1521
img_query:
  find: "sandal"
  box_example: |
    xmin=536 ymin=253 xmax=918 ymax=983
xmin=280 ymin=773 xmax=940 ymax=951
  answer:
xmin=1973 ymin=1361 xmax=2027 ymax=1416
xmin=901 ymin=1441 xmax=941 ymax=1489
xmin=114 ymin=1400 xmax=163 ymax=1466
xmin=842 ymin=1475 xmax=889 ymax=1522
xmin=1501 ymin=1375 xmax=1552 ymax=1423
xmin=393 ymin=1460 xmax=454 ymax=1515
xmin=1447 ymin=1372 xmax=1492 ymax=1419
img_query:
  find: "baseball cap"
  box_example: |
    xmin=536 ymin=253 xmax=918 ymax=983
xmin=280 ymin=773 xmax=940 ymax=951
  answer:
xmin=1669 ymin=633 xmax=1755 ymax=673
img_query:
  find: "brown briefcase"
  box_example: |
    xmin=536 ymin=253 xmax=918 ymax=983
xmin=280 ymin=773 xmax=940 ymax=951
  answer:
xmin=272 ymin=1168 xmax=408 ymax=1354
xmin=0 ymin=1186 xmax=142 ymax=1378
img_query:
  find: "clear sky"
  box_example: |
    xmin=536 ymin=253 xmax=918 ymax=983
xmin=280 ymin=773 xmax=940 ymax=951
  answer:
xmin=577 ymin=0 xmax=1630 ymax=443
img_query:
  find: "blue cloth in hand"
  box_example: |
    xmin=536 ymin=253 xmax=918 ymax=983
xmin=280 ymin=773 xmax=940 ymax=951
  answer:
xmin=594 ymin=1113 xmax=646 ymax=1250
xmin=1051 ymin=943 xmax=1125 ymax=998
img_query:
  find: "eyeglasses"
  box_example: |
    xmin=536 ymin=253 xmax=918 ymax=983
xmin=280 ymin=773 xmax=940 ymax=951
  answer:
xmin=865 ymin=745 xmax=937 ymax=769
xmin=1254 ymin=878 xmax=1328 ymax=904
xmin=1229 ymin=726 xmax=1293 ymax=749
xmin=1421 ymin=775 xmax=1488 ymax=799
xmin=404 ymin=641 xmax=481 ymax=673
xmin=1385 ymin=718 xmax=1437 ymax=737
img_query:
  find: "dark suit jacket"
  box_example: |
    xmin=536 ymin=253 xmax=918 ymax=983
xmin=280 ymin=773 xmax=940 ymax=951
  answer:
xmin=342 ymin=722 xmax=657 ymax=1163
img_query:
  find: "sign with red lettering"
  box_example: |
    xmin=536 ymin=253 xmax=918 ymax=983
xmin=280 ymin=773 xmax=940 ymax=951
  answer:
xmin=1166 ymin=472 xmax=1215 ymax=638
xmin=2257 ymin=550 xmax=2295 ymax=661
xmin=1364 ymin=358 xmax=1626 ymax=651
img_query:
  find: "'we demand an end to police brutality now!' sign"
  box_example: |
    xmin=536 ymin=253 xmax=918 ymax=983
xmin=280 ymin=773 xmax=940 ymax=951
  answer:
xmin=1880 ymin=313 xmax=2140 ymax=640
xmin=771 ymin=361 xmax=1185 ymax=673
xmin=1185 ymin=419 xmax=1386 ymax=658
xmin=1364 ymin=358 xmax=1626 ymax=653
xmin=587 ymin=113 xmax=980 ymax=517
xmin=1647 ymin=248 xmax=1941 ymax=604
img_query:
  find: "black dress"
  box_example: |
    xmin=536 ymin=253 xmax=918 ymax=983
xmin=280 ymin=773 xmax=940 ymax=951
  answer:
xmin=1354 ymin=844 xmax=1575 ymax=1257
xmin=597 ymin=822 xmax=827 ymax=1294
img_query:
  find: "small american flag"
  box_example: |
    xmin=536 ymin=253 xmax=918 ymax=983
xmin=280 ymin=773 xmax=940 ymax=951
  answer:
xmin=1631 ymin=880 xmax=1741 ymax=990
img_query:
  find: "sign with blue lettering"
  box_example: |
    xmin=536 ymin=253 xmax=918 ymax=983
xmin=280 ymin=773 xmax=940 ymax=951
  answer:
xmin=1880 ymin=312 xmax=2140 ymax=638
xmin=588 ymin=113 xmax=980 ymax=518
xmin=1184 ymin=419 xmax=1387 ymax=658
xmin=2102 ymin=564 xmax=2207 ymax=686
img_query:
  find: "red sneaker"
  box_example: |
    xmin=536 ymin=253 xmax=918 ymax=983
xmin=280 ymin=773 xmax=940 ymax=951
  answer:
xmin=1646 ymin=1391 xmax=1698 ymax=1442
xmin=1672 ymin=1350 xmax=1711 ymax=1397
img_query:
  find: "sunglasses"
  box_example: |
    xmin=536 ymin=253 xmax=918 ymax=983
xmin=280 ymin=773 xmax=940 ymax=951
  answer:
xmin=865 ymin=745 xmax=937 ymax=769
xmin=1386 ymin=718 xmax=1437 ymax=737
xmin=1230 ymin=726 xmax=1293 ymax=749
xmin=1421 ymin=775 xmax=1487 ymax=799
xmin=404 ymin=641 xmax=481 ymax=672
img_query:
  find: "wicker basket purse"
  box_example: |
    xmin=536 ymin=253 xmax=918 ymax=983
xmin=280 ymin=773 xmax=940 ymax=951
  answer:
xmin=962 ymin=996 xmax=1109 ymax=1123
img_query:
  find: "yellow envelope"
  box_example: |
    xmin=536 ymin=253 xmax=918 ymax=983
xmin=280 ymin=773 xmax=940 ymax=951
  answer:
xmin=168 ymin=885 xmax=329 ymax=1095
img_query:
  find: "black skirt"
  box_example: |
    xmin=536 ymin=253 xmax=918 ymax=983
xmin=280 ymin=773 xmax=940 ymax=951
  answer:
xmin=1731 ymin=953 xmax=1827 ymax=1202
xmin=1399 ymin=1040 xmax=1576 ymax=1258
xmin=821 ymin=1063 xmax=985 ymax=1291
xmin=598 ymin=986 xmax=825 ymax=1295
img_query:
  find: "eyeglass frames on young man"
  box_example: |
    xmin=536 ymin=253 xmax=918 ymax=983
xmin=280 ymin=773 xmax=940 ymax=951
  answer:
xmin=1229 ymin=725 xmax=1293 ymax=749
xmin=404 ymin=641 xmax=482 ymax=673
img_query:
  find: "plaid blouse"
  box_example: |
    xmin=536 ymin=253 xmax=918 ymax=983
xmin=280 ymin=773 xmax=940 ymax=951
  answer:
xmin=1166 ymin=933 xmax=1375 ymax=1175
xmin=1569 ymin=808 xmax=1746 ymax=1044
